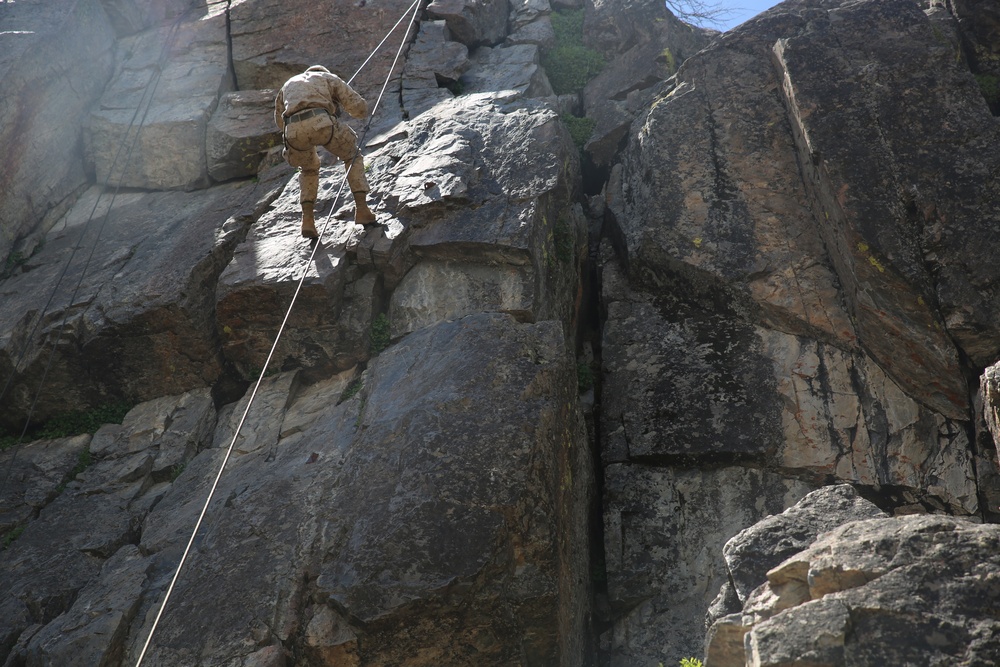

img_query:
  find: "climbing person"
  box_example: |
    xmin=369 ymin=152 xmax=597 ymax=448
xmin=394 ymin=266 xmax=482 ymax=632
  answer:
xmin=274 ymin=65 xmax=377 ymax=239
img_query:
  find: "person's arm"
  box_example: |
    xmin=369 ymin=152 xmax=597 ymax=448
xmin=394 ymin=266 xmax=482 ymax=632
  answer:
xmin=327 ymin=74 xmax=368 ymax=120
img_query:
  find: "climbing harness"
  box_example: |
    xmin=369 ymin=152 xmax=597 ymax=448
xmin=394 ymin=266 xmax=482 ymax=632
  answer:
xmin=132 ymin=1 xmax=422 ymax=664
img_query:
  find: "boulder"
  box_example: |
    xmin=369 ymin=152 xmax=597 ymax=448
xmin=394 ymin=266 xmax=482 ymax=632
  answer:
xmin=507 ymin=16 xmax=556 ymax=48
xmin=85 ymin=11 xmax=232 ymax=190
xmin=742 ymin=515 xmax=1000 ymax=666
xmin=719 ymin=485 xmax=886 ymax=607
xmin=507 ymin=0 xmax=555 ymax=48
xmin=400 ymin=20 xmax=469 ymax=120
xmin=426 ymin=0 xmax=509 ymax=47
xmin=0 ymin=0 xmax=116 ymax=263
xmin=207 ymin=90 xmax=282 ymax=182
xmin=459 ymin=44 xmax=555 ymax=97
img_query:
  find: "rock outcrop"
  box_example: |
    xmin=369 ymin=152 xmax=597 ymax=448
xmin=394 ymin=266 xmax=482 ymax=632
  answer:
xmin=707 ymin=487 xmax=1000 ymax=666
xmin=598 ymin=0 xmax=1000 ymax=662
xmin=2 ymin=0 xmax=1000 ymax=665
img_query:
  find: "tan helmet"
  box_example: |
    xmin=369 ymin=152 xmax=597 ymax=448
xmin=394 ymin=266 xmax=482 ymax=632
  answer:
xmin=306 ymin=65 xmax=330 ymax=73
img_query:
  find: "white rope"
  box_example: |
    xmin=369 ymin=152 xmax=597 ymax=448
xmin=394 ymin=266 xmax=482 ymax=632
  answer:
xmin=132 ymin=2 xmax=423 ymax=664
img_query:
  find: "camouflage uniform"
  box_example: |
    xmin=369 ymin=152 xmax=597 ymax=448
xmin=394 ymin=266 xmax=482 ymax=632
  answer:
xmin=275 ymin=65 xmax=376 ymax=237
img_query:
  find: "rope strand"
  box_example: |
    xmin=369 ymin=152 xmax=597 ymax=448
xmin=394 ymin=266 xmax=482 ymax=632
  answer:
xmin=132 ymin=3 xmax=423 ymax=664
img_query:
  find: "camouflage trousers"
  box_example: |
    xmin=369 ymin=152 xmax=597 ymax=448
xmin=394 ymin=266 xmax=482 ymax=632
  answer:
xmin=282 ymin=110 xmax=369 ymax=204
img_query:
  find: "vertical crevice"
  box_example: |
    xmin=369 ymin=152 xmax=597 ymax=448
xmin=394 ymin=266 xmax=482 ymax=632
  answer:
xmin=223 ymin=0 xmax=238 ymax=90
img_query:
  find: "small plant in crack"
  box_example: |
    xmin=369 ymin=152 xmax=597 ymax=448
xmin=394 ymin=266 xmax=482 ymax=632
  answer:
xmin=370 ymin=313 xmax=390 ymax=355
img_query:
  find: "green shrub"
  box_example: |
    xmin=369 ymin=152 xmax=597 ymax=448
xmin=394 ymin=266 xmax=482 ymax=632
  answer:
xmin=34 ymin=401 xmax=132 ymax=440
xmin=541 ymin=9 xmax=605 ymax=95
xmin=562 ymin=114 xmax=595 ymax=150
xmin=976 ymin=73 xmax=1000 ymax=109
xmin=370 ymin=313 xmax=390 ymax=355
xmin=660 ymin=47 xmax=677 ymax=75
xmin=56 ymin=448 xmax=93 ymax=494
xmin=339 ymin=378 xmax=363 ymax=404
xmin=1 ymin=251 xmax=26 ymax=280
xmin=680 ymin=659 xmax=703 ymax=667
xmin=553 ymin=215 xmax=575 ymax=265
xmin=577 ymin=361 xmax=594 ymax=392
xmin=2 ymin=525 xmax=25 ymax=550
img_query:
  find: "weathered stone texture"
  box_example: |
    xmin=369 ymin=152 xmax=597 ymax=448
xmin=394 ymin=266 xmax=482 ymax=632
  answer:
xmin=85 ymin=10 xmax=233 ymax=190
xmin=600 ymin=463 xmax=812 ymax=664
xmin=459 ymin=44 xmax=555 ymax=97
xmin=742 ymin=515 xmax=1000 ymax=666
xmin=207 ymin=90 xmax=283 ymax=182
xmin=719 ymin=485 xmax=886 ymax=607
xmin=129 ymin=314 xmax=592 ymax=667
xmin=426 ymin=0 xmax=509 ymax=47
xmin=215 ymin=173 xmax=378 ymax=382
xmin=600 ymin=1 xmax=1000 ymax=662
xmin=580 ymin=0 xmax=715 ymax=168
xmin=773 ymin=0 xmax=1000 ymax=415
xmin=0 ymin=390 xmax=214 ymax=664
xmin=228 ymin=0 xmax=416 ymax=118
xmin=600 ymin=254 xmax=784 ymax=462
xmin=0 ymin=174 xmax=285 ymax=430
xmin=401 ymin=21 xmax=469 ymax=120
xmin=0 ymin=0 xmax=116 ymax=263
xmin=368 ymin=93 xmax=583 ymax=335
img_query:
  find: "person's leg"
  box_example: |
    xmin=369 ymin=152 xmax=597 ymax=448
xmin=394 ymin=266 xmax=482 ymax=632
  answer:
xmin=283 ymin=128 xmax=322 ymax=238
xmin=324 ymin=122 xmax=376 ymax=225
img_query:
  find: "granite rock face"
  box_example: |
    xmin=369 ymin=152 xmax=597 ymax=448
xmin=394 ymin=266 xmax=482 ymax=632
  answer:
xmin=228 ymin=0 xmax=418 ymax=116
xmin=3 ymin=0 xmax=1000 ymax=665
xmin=0 ymin=0 xmax=116 ymax=263
xmin=85 ymin=8 xmax=233 ymax=190
xmin=598 ymin=0 xmax=1000 ymax=661
xmin=708 ymin=505 xmax=1000 ymax=667
xmin=600 ymin=463 xmax=813 ymax=666
xmin=0 ymin=174 xmax=286 ymax=429
xmin=207 ymin=90 xmax=283 ymax=182
xmin=1 ymin=316 xmax=593 ymax=667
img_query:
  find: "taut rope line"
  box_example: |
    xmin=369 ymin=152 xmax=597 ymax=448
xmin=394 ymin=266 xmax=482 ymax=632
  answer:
xmin=132 ymin=2 xmax=422 ymax=664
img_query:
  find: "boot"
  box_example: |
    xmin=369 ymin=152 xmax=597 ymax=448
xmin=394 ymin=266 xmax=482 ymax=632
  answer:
xmin=353 ymin=191 xmax=377 ymax=226
xmin=301 ymin=201 xmax=318 ymax=239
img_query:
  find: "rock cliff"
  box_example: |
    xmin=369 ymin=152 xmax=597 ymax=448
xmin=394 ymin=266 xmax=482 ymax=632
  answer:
xmin=1 ymin=0 xmax=999 ymax=665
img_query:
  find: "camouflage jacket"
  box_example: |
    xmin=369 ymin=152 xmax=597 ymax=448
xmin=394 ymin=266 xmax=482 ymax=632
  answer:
xmin=274 ymin=68 xmax=367 ymax=131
